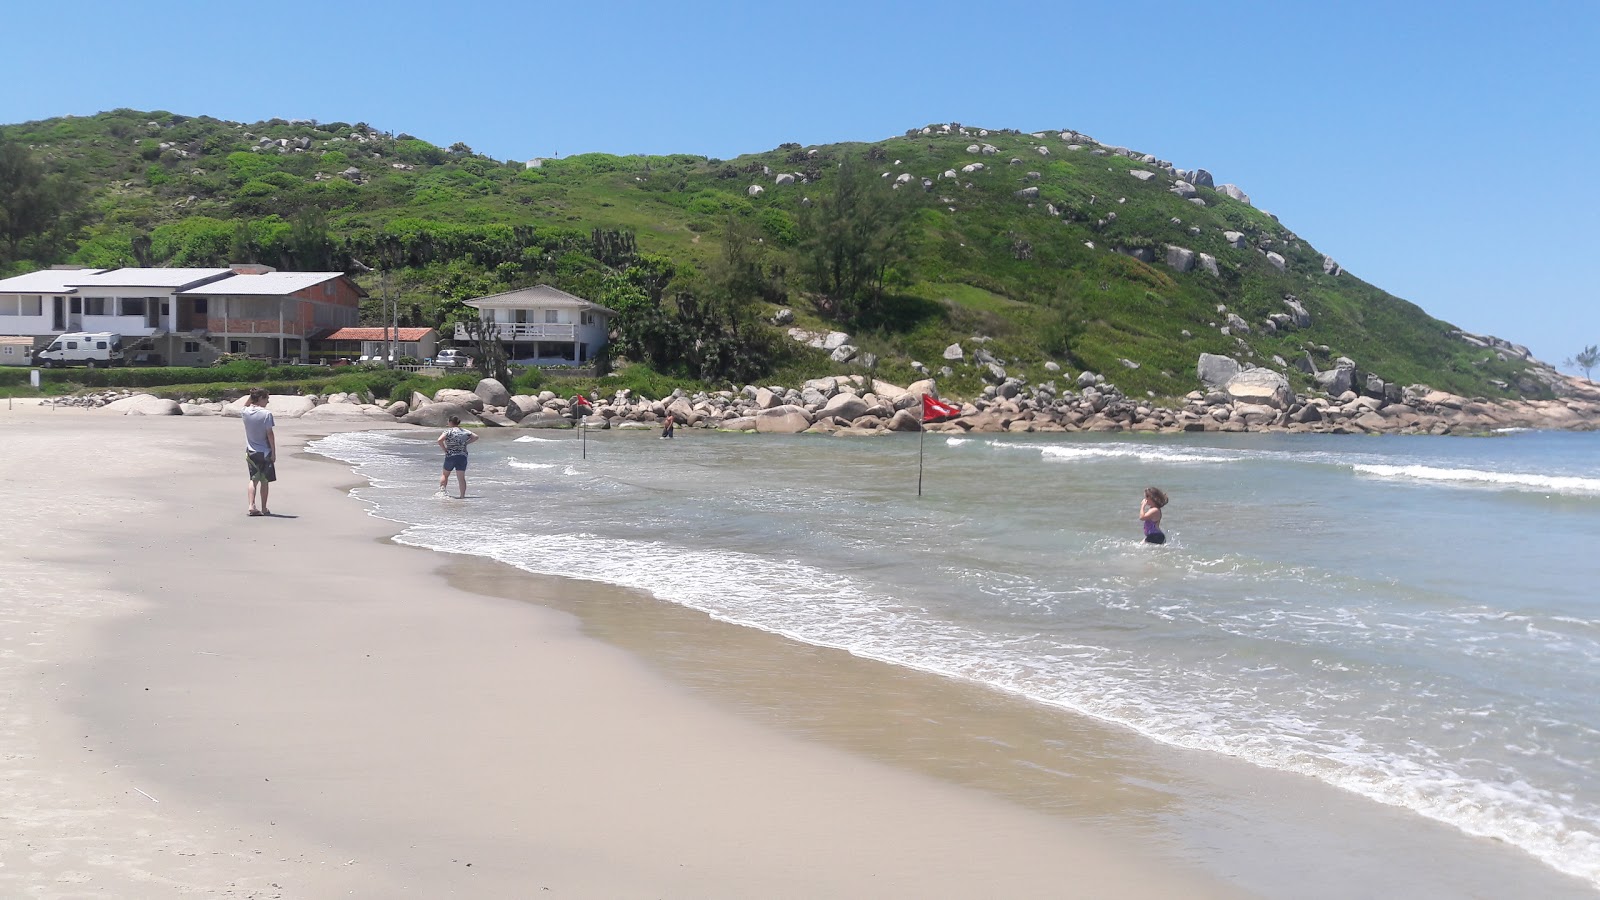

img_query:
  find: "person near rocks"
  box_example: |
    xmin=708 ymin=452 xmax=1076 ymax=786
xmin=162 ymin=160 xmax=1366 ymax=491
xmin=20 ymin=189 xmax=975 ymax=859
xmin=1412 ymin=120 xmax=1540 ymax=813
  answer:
xmin=436 ymin=415 xmax=478 ymax=499
xmin=1140 ymin=487 xmax=1169 ymax=545
xmin=242 ymin=387 xmax=276 ymax=517
xmin=660 ymin=413 xmax=675 ymax=439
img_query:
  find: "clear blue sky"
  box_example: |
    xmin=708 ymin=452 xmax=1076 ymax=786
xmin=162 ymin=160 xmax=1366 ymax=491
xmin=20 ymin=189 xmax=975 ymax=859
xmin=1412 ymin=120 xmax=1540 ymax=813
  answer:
xmin=6 ymin=0 xmax=1597 ymax=370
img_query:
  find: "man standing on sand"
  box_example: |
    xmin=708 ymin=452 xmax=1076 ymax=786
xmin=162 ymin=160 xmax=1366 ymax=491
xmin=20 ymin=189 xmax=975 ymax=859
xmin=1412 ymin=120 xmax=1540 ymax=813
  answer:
xmin=242 ymin=387 xmax=276 ymax=516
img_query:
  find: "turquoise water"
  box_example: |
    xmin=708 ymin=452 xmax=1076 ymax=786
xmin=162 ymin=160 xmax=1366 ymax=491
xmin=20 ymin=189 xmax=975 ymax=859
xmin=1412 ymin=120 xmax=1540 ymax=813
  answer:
xmin=312 ymin=427 xmax=1600 ymax=889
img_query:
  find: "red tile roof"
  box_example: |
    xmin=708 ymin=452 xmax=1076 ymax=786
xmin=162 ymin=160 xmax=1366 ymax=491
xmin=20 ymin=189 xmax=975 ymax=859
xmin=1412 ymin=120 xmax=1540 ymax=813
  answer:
xmin=320 ymin=327 xmax=435 ymax=341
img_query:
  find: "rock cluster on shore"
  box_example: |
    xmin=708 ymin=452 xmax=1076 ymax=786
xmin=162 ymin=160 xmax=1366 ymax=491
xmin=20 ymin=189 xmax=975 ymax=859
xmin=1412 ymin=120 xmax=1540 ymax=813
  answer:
xmin=53 ymin=367 xmax=1600 ymax=436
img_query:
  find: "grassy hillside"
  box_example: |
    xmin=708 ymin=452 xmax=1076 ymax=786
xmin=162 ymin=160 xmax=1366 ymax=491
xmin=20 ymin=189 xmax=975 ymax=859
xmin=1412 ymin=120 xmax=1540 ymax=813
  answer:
xmin=1 ymin=109 xmax=1541 ymax=399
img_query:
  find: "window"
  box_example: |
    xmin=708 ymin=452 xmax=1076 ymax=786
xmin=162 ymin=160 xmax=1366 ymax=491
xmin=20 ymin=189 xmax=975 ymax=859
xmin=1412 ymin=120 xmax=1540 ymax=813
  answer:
xmin=580 ymin=311 xmax=594 ymax=326
xmin=70 ymin=298 xmax=81 ymax=313
xmin=193 ymin=298 xmax=208 ymax=314
xmin=84 ymin=298 xmax=106 ymax=316
xmin=183 ymin=341 xmax=200 ymax=353
xmin=121 ymin=297 xmax=146 ymax=317
xmin=95 ymin=341 xmax=107 ymax=350
xmin=230 ymin=340 xmax=248 ymax=354
xmin=0 ymin=298 xmax=16 ymax=316
xmin=66 ymin=341 xmax=79 ymax=350
xmin=21 ymin=295 xmax=42 ymax=316
xmin=3 ymin=346 xmax=14 ymax=356
xmin=544 ymin=310 xmax=559 ymax=324
xmin=324 ymin=283 xmax=335 ymax=297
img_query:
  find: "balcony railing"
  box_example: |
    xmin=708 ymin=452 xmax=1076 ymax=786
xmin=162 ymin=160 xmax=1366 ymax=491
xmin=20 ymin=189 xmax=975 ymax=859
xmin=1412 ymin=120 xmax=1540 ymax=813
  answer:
xmin=455 ymin=322 xmax=576 ymax=341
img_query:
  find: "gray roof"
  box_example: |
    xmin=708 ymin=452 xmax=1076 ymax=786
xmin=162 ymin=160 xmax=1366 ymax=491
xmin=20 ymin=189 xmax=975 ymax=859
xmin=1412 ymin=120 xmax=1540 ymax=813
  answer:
xmin=463 ymin=284 xmax=616 ymax=315
xmin=179 ymin=272 xmax=359 ymax=297
xmin=0 ymin=268 xmax=105 ymax=294
xmin=69 ymin=267 xmax=233 ymax=290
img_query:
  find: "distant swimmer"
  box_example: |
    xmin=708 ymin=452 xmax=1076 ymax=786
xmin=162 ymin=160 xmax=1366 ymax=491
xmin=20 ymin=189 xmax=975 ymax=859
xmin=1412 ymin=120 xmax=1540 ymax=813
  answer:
xmin=1140 ymin=487 xmax=1169 ymax=545
xmin=436 ymin=415 xmax=478 ymax=499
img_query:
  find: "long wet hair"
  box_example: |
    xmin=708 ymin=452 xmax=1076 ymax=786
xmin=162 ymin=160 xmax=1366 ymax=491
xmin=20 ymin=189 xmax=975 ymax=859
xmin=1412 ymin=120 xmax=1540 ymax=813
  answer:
xmin=1144 ymin=487 xmax=1169 ymax=508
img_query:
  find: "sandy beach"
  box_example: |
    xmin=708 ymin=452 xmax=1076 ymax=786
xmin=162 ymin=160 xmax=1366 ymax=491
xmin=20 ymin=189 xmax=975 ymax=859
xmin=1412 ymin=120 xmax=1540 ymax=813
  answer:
xmin=0 ymin=403 xmax=1247 ymax=898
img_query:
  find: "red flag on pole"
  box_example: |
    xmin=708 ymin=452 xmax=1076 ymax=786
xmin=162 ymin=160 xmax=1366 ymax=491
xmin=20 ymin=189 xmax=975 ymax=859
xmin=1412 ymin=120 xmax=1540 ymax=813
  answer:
xmin=922 ymin=394 xmax=961 ymax=422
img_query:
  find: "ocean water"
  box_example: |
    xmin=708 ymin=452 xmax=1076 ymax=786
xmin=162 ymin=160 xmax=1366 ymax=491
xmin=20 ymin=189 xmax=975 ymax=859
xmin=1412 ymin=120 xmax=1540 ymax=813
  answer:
xmin=311 ymin=426 xmax=1600 ymax=889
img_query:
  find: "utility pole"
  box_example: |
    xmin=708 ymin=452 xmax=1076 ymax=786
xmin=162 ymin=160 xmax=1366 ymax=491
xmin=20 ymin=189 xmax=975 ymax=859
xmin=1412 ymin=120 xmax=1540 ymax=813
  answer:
xmin=379 ymin=270 xmax=395 ymax=369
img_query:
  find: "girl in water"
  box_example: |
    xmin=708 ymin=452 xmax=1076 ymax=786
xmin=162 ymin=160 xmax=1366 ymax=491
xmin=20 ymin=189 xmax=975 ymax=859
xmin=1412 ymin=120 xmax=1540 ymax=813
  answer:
xmin=1140 ymin=487 xmax=1169 ymax=545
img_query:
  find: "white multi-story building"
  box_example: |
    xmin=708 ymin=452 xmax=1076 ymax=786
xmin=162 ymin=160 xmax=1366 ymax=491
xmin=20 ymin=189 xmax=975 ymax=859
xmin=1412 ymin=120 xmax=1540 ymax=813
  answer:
xmin=456 ymin=284 xmax=615 ymax=366
xmin=0 ymin=264 xmax=365 ymax=365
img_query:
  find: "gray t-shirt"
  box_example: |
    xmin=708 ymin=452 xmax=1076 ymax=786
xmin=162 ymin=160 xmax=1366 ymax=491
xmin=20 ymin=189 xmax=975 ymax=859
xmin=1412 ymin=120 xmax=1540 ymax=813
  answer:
xmin=242 ymin=406 xmax=275 ymax=454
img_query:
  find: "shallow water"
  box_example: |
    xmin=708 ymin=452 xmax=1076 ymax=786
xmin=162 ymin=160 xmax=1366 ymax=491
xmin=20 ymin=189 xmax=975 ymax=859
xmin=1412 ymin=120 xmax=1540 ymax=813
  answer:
xmin=312 ymin=427 xmax=1600 ymax=890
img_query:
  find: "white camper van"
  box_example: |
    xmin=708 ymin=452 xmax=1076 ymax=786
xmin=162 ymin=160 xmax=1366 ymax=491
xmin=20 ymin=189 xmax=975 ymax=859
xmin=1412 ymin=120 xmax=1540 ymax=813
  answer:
xmin=33 ymin=332 xmax=124 ymax=368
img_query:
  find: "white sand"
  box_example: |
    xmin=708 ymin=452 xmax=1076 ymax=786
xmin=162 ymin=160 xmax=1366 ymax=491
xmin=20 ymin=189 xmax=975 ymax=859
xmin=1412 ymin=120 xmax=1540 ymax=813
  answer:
xmin=0 ymin=404 xmax=1237 ymax=898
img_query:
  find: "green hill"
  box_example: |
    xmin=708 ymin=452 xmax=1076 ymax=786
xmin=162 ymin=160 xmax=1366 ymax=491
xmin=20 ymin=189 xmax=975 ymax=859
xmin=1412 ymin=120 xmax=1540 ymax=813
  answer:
xmin=0 ymin=109 xmax=1546 ymax=399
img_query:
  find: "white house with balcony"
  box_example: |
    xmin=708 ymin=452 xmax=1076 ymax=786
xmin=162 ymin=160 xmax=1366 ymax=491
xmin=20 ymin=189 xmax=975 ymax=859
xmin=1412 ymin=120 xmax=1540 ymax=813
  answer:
xmin=457 ymin=284 xmax=615 ymax=366
xmin=0 ymin=266 xmax=106 ymax=344
xmin=0 ymin=264 xmax=365 ymax=365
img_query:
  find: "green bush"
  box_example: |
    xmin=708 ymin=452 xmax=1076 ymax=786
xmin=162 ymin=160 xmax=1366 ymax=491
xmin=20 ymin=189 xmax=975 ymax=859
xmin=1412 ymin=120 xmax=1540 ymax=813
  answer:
xmin=387 ymin=372 xmax=478 ymax=402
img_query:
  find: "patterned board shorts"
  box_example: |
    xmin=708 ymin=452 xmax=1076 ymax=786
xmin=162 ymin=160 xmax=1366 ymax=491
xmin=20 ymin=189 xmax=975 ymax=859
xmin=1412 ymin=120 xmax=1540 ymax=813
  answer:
xmin=247 ymin=450 xmax=277 ymax=483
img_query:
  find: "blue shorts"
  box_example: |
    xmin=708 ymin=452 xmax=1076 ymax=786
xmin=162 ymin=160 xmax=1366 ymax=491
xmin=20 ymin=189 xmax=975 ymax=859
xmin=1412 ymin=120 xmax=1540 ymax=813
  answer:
xmin=443 ymin=453 xmax=468 ymax=472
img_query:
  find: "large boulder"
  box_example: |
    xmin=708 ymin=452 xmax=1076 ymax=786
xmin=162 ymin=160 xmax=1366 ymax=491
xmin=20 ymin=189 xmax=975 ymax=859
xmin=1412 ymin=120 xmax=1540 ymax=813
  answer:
xmin=475 ymin=378 xmax=511 ymax=408
xmin=119 ymin=396 xmax=182 ymax=416
xmin=752 ymin=387 xmax=781 ymax=409
xmin=830 ymin=344 xmax=859 ymax=363
xmin=942 ymin=343 xmax=964 ymax=361
xmin=755 ymin=404 xmax=815 ymax=434
xmin=434 ymin=389 xmax=485 ymax=412
xmin=1164 ymin=245 xmax=1196 ymax=272
xmin=1197 ymin=353 xmax=1242 ymax=388
xmin=1316 ymin=366 xmax=1355 ymax=396
xmin=887 ymin=408 xmax=922 ymax=432
xmin=719 ymin=416 xmax=758 ymax=431
xmin=508 ymin=395 xmax=543 ymax=419
xmin=1265 ymin=251 xmax=1287 ymax=272
xmin=400 ymin=402 xmax=475 ymax=428
xmin=103 ymin=393 xmax=161 ymax=413
xmin=301 ymin=403 xmax=393 ymax=422
xmin=1169 ymin=181 xmax=1198 ymax=199
xmin=868 ymin=380 xmax=909 ymax=403
xmin=224 ymin=394 xmax=316 ymax=418
xmin=1225 ymin=369 xmax=1293 ymax=410
xmin=820 ymin=393 xmax=869 ymax=421
xmin=1218 ymin=184 xmax=1252 ymax=205
xmin=1223 ymin=230 xmax=1247 ymax=249
xmin=1198 ymin=252 xmax=1219 ymax=276
xmin=822 ymin=331 xmax=852 ymax=351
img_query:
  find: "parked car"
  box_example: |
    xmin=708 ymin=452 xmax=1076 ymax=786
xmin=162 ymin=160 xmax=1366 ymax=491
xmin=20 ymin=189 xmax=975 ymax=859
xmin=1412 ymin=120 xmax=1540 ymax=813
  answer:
xmin=435 ymin=349 xmax=472 ymax=368
xmin=33 ymin=332 xmax=124 ymax=368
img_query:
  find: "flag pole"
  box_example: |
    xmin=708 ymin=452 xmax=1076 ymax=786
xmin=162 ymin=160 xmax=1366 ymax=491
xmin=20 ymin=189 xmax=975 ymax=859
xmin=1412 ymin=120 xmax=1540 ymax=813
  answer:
xmin=917 ymin=417 xmax=925 ymax=497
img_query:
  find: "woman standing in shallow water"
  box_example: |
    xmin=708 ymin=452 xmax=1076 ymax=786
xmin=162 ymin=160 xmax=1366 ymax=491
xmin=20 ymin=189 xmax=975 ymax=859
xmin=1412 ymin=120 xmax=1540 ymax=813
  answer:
xmin=1140 ymin=487 xmax=1168 ymax=545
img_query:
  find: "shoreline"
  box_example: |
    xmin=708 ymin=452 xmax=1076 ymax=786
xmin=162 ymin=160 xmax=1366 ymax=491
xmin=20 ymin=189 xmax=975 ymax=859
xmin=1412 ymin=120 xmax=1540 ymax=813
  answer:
xmin=0 ymin=406 xmax=1239 ymax=897
xmin=321 ymin=423 xmax=1599 ymax=897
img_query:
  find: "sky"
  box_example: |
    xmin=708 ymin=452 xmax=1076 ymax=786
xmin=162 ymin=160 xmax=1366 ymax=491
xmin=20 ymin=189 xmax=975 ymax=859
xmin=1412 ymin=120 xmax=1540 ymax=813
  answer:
xmin=5 ymin=0 xmax=1597 ymax=370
